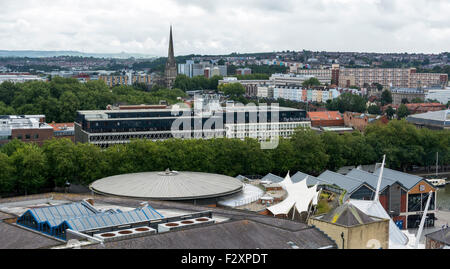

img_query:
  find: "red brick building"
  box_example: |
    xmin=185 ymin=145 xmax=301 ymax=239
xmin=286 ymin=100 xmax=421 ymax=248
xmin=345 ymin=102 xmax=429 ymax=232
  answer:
xmin=382 ymin=103 xmax=446 ymax=115
xmin=0 ymin=115 xmax=54 ymax=146
xmin=307 ymin=111 xmax=344 ymax=127
xmin=344 ymin=112 xmax=389 ymax=132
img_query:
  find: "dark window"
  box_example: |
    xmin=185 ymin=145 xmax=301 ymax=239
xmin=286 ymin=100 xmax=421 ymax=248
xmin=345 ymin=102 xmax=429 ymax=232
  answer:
xmin=408 ymin=194 xmax=422 ymax=212
xmin=422 ymin=192 xmax=435 ymax=211
xmin=17 ymin=135 xmax=23 ymax=140
xmin=25 ymin=134 xmax=31 ymax=139
xmin=34 ymin=134 xmax=39 ymax=139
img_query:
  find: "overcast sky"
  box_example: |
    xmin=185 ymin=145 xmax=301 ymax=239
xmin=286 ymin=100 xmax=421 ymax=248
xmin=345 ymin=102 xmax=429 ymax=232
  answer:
xmin=1 ymin=0 xmax=449 ymax=56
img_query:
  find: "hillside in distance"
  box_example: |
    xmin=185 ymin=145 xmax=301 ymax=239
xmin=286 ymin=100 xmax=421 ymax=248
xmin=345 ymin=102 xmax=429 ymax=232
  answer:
xmin=0 ymin=50 xmax=156 ymax=59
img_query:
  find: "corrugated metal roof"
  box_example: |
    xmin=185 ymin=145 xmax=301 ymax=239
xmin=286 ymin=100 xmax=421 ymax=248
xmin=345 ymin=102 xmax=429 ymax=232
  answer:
xmin=291 ymin=172 xmax=334 ymax=186
xmin=373 ymin=168 xmax=424 ymax=190
xmin=261 ymin=173 xmax=284 ymax=183
xmin=318 ymin=170 xmax=368 ymax=194
xmin=346 ymin=168 xmax=399 ymax=192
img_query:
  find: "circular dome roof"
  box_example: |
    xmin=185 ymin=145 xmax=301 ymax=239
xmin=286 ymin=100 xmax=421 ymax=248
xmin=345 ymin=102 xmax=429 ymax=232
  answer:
xmin=90 ymin=171 xmax=244 ymax=201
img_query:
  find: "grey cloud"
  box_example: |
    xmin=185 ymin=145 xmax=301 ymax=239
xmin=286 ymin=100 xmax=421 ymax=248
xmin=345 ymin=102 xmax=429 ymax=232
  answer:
xmin=0 ymin=0 xmax=448 ymax=55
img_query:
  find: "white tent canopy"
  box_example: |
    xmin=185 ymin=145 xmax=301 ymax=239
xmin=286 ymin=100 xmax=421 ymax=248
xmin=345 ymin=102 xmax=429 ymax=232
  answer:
xmin=268 ymin=173 xmax=320 ymax=216
xmin=349 ymin=199 xmax=409 ymax=246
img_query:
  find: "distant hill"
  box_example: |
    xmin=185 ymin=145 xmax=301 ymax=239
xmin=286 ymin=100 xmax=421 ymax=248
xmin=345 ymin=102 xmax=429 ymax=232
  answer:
xmin=0 ymin=50 xmax=157 ymax=59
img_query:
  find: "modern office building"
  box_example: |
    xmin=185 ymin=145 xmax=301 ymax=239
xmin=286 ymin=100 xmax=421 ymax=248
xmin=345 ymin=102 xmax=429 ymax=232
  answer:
xmin=0 ymin=115 xmax=54 ymax=146
xmin=98 ymin=73 xmax=152 ymax=87
xmin=74 ymin=106 xmax=310 ymax=147
xmin=178 ymin=61 xmax=227 ymax=78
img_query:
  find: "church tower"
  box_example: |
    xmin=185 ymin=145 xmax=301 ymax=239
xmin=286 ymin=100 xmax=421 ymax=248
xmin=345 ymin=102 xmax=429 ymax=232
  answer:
xmin=164 ymin=26 xmax=177 ymax=89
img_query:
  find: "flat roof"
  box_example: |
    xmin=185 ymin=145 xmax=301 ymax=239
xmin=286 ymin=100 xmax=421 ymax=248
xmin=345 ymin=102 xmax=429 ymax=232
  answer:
xmin=90 ymin=171 xmax=244 ymax=201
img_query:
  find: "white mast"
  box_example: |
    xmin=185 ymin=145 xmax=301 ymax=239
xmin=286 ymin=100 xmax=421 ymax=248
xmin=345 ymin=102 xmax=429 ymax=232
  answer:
xmin=436 ymin=152 xmax=439 ymax=177
xmin=414 ymin=191 xmax=433 ymax=249
xmin=374 ymin=155 xmax=386 ymax=202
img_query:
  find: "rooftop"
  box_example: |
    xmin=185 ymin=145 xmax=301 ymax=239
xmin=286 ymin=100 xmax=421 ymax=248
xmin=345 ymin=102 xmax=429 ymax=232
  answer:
xmin=320 ymin=203 xmax=377 ymax=227
xmin=425 ymin=227 xmax=450 ymax=246
xmin=407 ymin=109 xmax=450 ymax=124
xmin=90 ymin=171 xmax=244 ymax=201
xmin=307 ymin=111 xmax=343 ymax=121
xmin=83 ymin=219 xmax=336 ymax=249
xmin=0 ymin=222 xmax=61 ymax=249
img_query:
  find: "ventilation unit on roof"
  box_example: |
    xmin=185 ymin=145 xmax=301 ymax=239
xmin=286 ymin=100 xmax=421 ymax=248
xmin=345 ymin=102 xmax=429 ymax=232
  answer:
xmin=157 ymin=217 xmax=215 ymax=233
xmin=93 ymin=226 xmax=156 ymax=242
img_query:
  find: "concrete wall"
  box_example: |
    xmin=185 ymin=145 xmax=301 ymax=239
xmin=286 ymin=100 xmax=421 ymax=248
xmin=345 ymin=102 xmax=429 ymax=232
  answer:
xmin=308 ymin=217 xmax=389 ymax=249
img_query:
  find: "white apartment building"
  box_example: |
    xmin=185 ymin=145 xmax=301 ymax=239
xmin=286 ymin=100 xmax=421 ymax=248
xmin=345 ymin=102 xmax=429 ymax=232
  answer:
xmin=0 ymin=74 xmax=46 ymax=84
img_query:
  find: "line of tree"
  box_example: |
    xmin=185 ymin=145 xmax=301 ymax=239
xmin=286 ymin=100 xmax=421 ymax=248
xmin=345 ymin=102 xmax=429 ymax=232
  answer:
xmin=173 ymin=74 xmax=224 ymax=92
xmin=0 ymin=120 xmax=448 ymax=197
xmin=325 ymin=92 xmax=367 ymax=113
xmin=0 ymin=78 xmax=187 ymax=123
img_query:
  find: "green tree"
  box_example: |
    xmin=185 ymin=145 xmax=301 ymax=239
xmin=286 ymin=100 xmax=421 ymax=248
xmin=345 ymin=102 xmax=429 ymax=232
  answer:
xmin=10 ymin=144 xmax=48 ymax=195
xmin=326 ymin=92 xmax=367 ymax=113
xmin=367 ymin=105 xmax=381 ymax=115
xmin=302 ymin=77 xmax=321 ymax=88
xmin=290 ymin=128 xmax=329 ymax=175
xmin=321 ymin=132 xmax=346 ymax=171
xmin=381 ymin=90 xmax=392 ymax=106
xmin=0 ymin=153 xmax=15 ymax=194
xmin=385 ymin=106 xmax=395 ymax=120
xmin=397 ymin=104 xmax=409 ymax=119
xmin=42 ymin=139 xmax=77 ymax=187
xmin=365 ymin=120 xmax=424 ymax=171
xmin=219 ymin=83 xmax=246 ymax=98
xmin=0 ymin=139 xmax=26 ymax=156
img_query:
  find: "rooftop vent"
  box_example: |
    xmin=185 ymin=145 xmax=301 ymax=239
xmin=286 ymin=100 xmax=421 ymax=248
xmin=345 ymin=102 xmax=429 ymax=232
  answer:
xmin=157 ymin=217 xmax=215 ymax=233
xmin=93 ymin=226 xmax=156 ymax=242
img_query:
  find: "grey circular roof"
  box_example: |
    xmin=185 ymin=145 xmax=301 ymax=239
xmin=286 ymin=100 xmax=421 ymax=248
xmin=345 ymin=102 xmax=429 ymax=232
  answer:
xmin=90 ymin=171 xmax=244 ymax=201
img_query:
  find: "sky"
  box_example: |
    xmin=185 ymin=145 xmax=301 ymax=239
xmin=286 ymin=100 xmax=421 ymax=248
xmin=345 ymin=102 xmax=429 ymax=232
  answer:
xmin=0 ymin=0 xmax=449 ymax=56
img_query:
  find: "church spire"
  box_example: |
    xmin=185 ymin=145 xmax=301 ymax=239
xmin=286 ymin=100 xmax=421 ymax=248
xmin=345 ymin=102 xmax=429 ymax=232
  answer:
xmin=167 ymin=25 xmax=175 ymax=66
xmin=164 ymin=25 xmax=177 ymax=89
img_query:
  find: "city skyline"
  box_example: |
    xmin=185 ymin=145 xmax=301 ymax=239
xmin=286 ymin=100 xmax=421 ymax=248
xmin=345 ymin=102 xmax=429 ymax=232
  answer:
xmin=0 ymin=0 xmax=449 ymax=56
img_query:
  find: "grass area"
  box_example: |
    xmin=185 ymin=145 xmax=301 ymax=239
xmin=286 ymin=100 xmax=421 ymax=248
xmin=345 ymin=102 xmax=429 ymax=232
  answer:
xmin=315 ymin=193 xmax=334 ymax=215
xmin=316 ymin=199 xmax=331 ymax=215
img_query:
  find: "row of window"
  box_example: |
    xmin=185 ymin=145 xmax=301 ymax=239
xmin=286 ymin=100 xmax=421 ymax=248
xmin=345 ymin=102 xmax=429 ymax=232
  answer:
xmin=15 ymin=134 xmax=39 ymax=140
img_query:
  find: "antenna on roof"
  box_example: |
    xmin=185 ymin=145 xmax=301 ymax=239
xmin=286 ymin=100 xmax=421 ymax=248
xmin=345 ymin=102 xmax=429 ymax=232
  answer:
xmin=374 ymin=155 xmax=386 ymax=202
